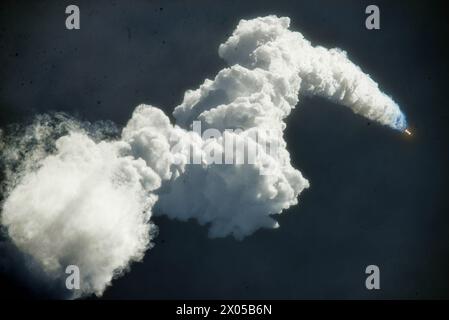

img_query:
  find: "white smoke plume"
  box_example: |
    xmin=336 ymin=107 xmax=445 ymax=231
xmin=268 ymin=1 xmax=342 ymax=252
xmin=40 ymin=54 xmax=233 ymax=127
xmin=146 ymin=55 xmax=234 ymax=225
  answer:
xmin=0 ymin=116 xmax=159 ymax=297
xmin=0 ymin=15 xmax=407 ymax=297
xmin=157 ymin=15 xmax=407 ymax=238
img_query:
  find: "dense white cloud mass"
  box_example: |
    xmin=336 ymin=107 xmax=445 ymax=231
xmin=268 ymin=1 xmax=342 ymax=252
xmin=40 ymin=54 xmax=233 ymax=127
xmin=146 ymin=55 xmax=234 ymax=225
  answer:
xmin=219 ymin=16 xmax=406 ymax=130
xmin=161 ymin=15 xmax=406 ymax=238
xmin=1 ymin=119 xmax=160 ymax=297
xmin=0 ymin=15 xmax=406 ymax=297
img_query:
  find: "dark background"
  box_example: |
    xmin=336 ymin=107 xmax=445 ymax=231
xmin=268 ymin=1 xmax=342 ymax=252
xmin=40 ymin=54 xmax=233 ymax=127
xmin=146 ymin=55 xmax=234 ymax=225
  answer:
xmin=0 ymin=0 xmax=448 ymax=299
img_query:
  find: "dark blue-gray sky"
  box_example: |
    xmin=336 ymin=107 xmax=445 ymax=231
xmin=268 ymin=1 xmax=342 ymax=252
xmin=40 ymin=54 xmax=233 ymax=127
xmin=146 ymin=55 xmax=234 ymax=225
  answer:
xmin=0 ymin=0 xmax=448 ymax=299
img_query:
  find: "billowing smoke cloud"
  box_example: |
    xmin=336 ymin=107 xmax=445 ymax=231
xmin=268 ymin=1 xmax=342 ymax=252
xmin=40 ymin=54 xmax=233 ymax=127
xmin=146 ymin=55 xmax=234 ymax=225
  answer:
xmin=0 ymin=115 xmax=159 ymax=297
xmin=157 ymin=15 xmax=407 ymax=238
xmin=0 ymin=16 xmax=407 ymax=297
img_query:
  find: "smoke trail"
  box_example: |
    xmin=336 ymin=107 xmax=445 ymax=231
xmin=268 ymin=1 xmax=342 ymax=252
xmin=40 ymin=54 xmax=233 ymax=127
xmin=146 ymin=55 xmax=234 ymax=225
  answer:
xmin=0 ymin=15 xmax=406 ymax=297
xmin=159 ymin=15 xmax=407 ymax=238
